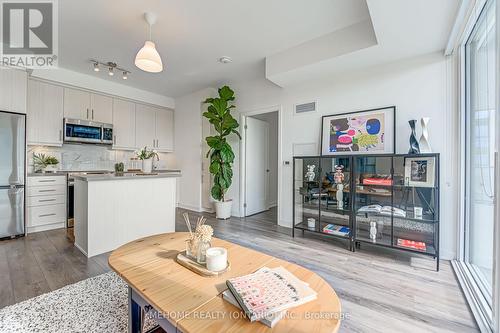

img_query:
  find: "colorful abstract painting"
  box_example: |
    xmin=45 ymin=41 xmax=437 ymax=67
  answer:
xmin=321 ymin=107 xmax=395 ymax=156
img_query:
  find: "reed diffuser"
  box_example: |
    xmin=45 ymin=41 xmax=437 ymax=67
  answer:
xmin=183 ymin=213 xmax=213 ymax=264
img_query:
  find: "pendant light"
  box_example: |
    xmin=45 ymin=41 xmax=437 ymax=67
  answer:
xmin=135 ymin=12 xmax=163 ymax=73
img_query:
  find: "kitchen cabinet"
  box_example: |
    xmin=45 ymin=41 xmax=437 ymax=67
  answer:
xmin=63 ymin=87 xmax=112 ymax=123
xmin=90 ymin=93 xmax=113 ymax=123
xmin=0 ymin=67 xmax=27 ymax=114
xmin=26 ymin=175 xmax=67 ymax=234
xmin=112 ymin=98 xmax=136 ymax=150
xmin=64 ymin=87 xmax=90 ymax=120
xmin=135 ymin=104 xmax=174 ymax=152
xmin=156 ymin=109 xmax=174 ymax=152
xmin=27 ymin=80 xmax=64 ymax=146
xmin=135 ymin=104 xmax=156 ymax=149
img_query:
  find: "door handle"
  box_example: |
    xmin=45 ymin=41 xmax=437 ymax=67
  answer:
xmin=39 ymin=189 xmax=56 ymax=193
xmin=59 ymin=130 xmax=62 ymax=142
xmin=113 ymin=135 xmax=116 ymax=145
xmin=39 ymin=199 xmax=56 ymax=202
xmin=156 ymin=139 xmax=159 ymax=148
xmin=87 ymin=108 xmax=89 ymax=119
xmin=39 ymin=179 xmax=56 ymax=183
xmin=92 ymin=109 xmax=94 ymax=120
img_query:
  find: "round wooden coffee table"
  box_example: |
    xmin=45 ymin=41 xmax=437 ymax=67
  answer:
xmin=109 ymin=232 xmax=342 ymax=332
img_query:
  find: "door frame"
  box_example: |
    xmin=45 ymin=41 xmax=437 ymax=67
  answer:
xmin=239 ymin=105 xmax=282 ymax=223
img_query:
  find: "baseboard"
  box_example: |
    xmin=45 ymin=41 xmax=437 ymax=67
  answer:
xmin=74 ymin=242 xmax=88 ymax=257
xmin=27 ymin=222 xmax=65 ymax=234
xmin=177 ymin=203 xmax=203 ymax=212
xmin=267 ymin=202 xmax=277 ymax=209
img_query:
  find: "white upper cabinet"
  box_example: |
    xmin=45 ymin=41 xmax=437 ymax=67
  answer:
xmin=156 ymin=109 xmax=174 ymax=152
xmin=112 ymin=98 xmax=136 ymax=150
xmin=63 ymin=88 xmax=112 ymax=123
xmin=63 ymin=87 xmax=90 ymax=120
xmin=135 ymin=104 xmax=156 ymax=149
xmin=90 ymin=94 xmax=113 ymax=123
xmin=0 ymin=67 xmax=27 ymax=114
xmin=27 ymin=80 xmax=64 ymax=146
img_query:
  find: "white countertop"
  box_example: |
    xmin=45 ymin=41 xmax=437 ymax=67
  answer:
xmin=73 ymin=171 xmax=181 ymax=181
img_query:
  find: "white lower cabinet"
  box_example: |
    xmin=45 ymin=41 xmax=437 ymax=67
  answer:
xmin=27 ymin=175 xmax=67 ymax=233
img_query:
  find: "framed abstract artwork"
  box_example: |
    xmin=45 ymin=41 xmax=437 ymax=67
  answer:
xmin=320 ymin=106 xmax=395 ymax=156
xmin=404 ymin=156 xmax=436 ymax=187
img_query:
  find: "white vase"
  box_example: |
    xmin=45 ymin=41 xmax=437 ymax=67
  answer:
xmin=142 ymin=159 xmax=153 ymax=173
xmin=419 ymin=117 xmax=432 ymax=153
xmin=214 ymin=200 xmax=232 ymax=219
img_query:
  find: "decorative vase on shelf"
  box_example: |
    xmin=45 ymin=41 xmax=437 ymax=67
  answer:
xmin=419 ymin=117 xmax=432 ymax=153
xmin=369 ymin=221 xmax=377 ymax=243
xmin=142 ymin=158 xmax=153 ymax=173
xmin=408 ymin=119 xmax=420 ymax=154
xmin=336 ymin=184 xmax=344 ymax=209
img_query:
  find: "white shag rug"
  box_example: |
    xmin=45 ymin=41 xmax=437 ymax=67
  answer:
xmin=0 ymin=272 xmax=156 ymax=333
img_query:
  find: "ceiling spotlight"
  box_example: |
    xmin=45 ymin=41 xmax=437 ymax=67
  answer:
xmin=219 ymin=56 xmax=232 ymax=64
xmin=122 ymin=71 xmax=128 ymax=80
xmin=93 ymin=62 xmax=100 ymax=72
xmin=108 ymin=67 xmax=114 ymax=76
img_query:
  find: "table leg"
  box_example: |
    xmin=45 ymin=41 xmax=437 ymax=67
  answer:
xmin=128 ymin=287 xmax=143 ymax=333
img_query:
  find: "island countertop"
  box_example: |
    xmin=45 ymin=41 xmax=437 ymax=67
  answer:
xmin=73 ymin=171 xmax=181 ymax=182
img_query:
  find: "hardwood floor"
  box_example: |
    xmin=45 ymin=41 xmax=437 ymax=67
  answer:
xmin=0 ymin=207 xmax=478 ymax=332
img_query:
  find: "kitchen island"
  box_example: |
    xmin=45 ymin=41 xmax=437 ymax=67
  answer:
xmin=73 ymin=172 xmax=180 ymax=257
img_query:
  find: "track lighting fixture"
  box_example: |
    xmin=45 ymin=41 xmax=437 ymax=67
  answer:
xmin=90 ymin=60 xmax=130 ymax=80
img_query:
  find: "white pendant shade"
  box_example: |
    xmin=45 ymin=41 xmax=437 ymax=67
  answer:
xmin=135 ymin=41 xmax=163 ymax=73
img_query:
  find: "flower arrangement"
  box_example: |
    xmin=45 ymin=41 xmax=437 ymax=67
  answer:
xmin=135 ymin=146 xmax=159 ymax=160
xmin=33 ymin=153 xmax=59 ymax=172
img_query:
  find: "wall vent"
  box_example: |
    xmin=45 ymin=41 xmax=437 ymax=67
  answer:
xmin=295 ymin=101 xmax=316 ymax=114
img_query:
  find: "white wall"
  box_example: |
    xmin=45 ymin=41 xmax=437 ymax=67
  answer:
xmin=223 ymin=51 xmax=458 ymax=259
xmin=173 ymin=87 xmax=217 ymax=211
xmin=251 ymin=112 xmax=279 ymax=207
xmin=31 ymin=67 xmax=175 ymax=109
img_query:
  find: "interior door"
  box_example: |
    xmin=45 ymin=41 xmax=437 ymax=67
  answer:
xmin=244 ymin=117 xmax=269 ymax=216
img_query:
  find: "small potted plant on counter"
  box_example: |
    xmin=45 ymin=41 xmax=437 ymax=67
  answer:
xmin=203 ymin=86 xmax=241 ymax=219
xmin=33 ymin=153 xmax=59 ymax=173
xmin=136 ymin=147 xmax=159 ymax=173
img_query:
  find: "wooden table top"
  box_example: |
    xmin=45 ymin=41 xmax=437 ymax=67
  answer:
xmin=108 ymin=232 xmax=341 ymax=333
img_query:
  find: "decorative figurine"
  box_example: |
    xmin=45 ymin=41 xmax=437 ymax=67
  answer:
xmin=370 ymin=221 xmax=377 ymax=243
xmin=334 ymin=165 xmax=345 ymax=209
xmin=305 ymin=165 xmax=316 ymax=182
xmin=419 ymin=117 xmax=432 ymax=153
xmin=408 ymin=119 xmax=420 ymax=154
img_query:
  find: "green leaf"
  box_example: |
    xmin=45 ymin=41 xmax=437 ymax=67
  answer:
xmin=209 ymin=161 xmax=221 ymax=174
xmin=211 ymin=184 xmax=223 ymax=201
xmin=206 ymin=136 xmax=223 ymax=149
xmin=206 ymin=105 xmax=218 ymax=115
xmin=203 ymin=97 xmax=215 ymax=104
xmin=218 ymin=86 xmax=234 ymax=101
xmin=222 ymin=113 xmax=238 ymax=130
xmin=231 ymin=129 xmax=242 ymax=140
xmin=212 ymin=98 xmax=227 ymax=116
xmin=220 ymin=143 xmax=235 ymax=163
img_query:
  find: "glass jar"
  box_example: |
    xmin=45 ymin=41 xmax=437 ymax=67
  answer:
xmin=196 ymin=240 xmax=211 ymax=264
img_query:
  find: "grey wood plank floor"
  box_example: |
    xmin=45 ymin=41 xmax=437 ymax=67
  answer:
xmin=0 ymin=207 xmax=478 ymax=333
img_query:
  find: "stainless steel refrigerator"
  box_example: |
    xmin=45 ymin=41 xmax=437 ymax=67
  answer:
xmin=0 ymin=111 xmax=25 ymax=239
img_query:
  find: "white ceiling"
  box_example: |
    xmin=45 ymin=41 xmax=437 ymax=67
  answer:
xmin=59 ymin=0 xmax=370 ymax=97
xmin=59 ymin=0 xmax=458 ymax=98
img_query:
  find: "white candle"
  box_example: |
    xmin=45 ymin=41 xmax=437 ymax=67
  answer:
xmin=206 ymin=247 xmax=227 ymax=272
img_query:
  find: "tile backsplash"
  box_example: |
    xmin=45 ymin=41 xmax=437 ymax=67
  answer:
xmin=28 ymin=144 xmax=173 ymax=172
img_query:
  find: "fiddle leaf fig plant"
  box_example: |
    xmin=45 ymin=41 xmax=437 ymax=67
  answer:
xmin=203 ymin=86 xmax=241 ymax=202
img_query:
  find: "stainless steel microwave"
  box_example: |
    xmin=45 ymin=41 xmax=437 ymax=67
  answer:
xmin=64 ymin=118 xmax=113 ymax=145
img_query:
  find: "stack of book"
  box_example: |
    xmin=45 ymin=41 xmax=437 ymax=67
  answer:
xmin=322 ymin=224 xmax=350 ymax=236
xmin=223 ymin=266 xmax=317 ymax=328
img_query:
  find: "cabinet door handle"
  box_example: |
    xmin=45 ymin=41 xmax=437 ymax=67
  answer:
xmin=59 ymin=130 xmax=62 ymax=141
xmin=39 ymin=189 xmax=56 ymax=193
xmin=87 ymin=108 xmax=89 ymax=119
xmin=39 ymin=199 xmax=56 ymax=202
xmin=92 ymin=109 xmax=94 ymax=120
xmin=156 ymin=139 xmax=159 ymax=148
xmin=39 ymin=213 xmax=56 ymax=217
xmin=113 ymin=135 xmax=116 ymax=145
xmin=39 ymin=179 xmax=56 ymax=183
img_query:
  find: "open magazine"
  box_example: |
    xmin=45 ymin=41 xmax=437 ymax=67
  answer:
xmin=226 ymin=266 xmax=317 ymax=322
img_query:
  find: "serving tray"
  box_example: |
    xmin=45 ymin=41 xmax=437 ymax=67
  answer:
xmin=176 ymin=251 xmax=230 ymax=277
